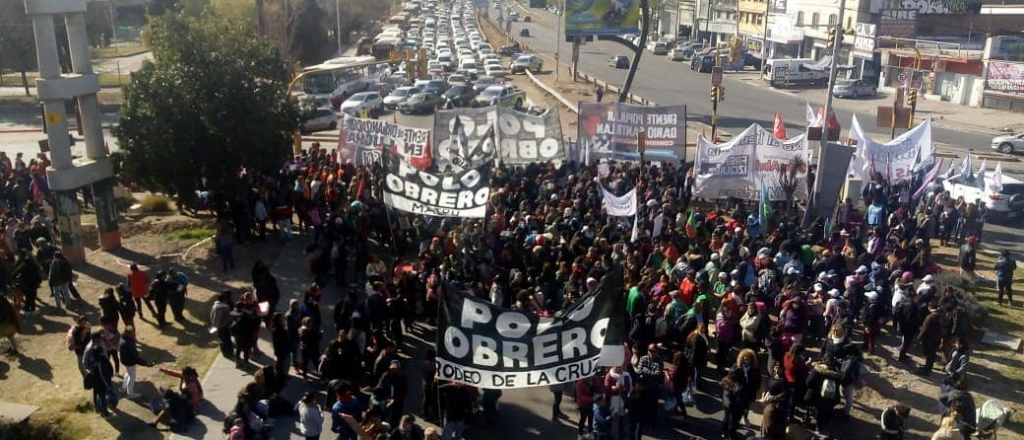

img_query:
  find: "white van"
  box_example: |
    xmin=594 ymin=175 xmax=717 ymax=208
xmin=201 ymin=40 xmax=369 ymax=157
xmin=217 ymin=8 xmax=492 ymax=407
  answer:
xmin=763 ymin=58 xmax=829 ymax=88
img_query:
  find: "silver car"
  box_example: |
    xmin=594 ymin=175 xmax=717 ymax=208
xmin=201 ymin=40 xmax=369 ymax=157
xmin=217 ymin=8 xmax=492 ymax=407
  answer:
xmin=832 ymin=79 xmax=877 ymax=98
xmin=991 ymin=133 xmax=1024 ymax=154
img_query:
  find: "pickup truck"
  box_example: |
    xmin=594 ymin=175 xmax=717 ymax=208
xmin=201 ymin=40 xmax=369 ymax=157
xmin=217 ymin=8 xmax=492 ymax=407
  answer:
xmin=473 ymin=84 xmax=526 ymax=109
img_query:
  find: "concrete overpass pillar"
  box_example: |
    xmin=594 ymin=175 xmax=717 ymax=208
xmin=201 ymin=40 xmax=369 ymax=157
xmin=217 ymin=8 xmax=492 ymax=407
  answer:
xmin=25 ymin=0 xmax=121 ymax=261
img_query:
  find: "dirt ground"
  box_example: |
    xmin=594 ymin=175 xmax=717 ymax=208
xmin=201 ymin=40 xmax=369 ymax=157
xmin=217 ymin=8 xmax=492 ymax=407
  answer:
xmin=0 ymin=204 xmax=285 ymax=440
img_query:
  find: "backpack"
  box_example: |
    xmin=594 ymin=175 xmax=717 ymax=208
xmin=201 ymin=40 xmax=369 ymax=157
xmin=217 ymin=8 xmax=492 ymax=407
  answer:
xmin=820 ymin=378 xmax=838 ymax=400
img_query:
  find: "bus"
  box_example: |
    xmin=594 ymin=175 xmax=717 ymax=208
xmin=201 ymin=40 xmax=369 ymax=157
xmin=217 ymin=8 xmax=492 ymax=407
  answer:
xmin=388 ymin=13 xmax=410 ymax=28
xmin=299 ymin=56 xmax=390 ymax=109
xmin=371 ymin=38 xmax=401 ymax=60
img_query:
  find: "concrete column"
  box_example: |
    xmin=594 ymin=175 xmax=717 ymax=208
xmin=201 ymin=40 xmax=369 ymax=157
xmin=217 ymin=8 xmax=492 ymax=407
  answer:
xmin=91 ymin=177 xmax=121 ymax=251
xmin=31 ymin=15 xmax=74 ymax=170
xmin=66 ymin=13 xmax=107 ymax=161
xmin=54 ymin=190 xmax=85 ymax=263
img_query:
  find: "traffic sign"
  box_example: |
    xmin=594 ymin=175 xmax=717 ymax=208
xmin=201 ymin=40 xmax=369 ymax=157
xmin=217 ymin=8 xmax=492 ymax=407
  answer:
xmin=711 ymin=66 xmax=723 ymax=86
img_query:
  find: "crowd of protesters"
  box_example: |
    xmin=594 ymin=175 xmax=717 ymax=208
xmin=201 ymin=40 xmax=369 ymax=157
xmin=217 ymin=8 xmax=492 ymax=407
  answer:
xmin=0 ymin=141 xmax=1017 ymax=440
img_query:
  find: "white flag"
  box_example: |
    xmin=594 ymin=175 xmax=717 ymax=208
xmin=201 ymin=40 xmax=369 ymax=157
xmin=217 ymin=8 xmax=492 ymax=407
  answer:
xmin=960 ymin=153 xmax=973 ymax=180
xmin=976 ymin=159 xmax=987 ymax=188
xmin=991 ymin=162 xmax=1004 ymax=193
xmin=805 ymin=103 xmax=817 ymax=125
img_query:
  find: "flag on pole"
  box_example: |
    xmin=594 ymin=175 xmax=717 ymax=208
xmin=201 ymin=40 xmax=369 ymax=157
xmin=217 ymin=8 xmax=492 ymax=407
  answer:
xmin=913 ymin=158 xmax=945 ymax=200
xmin=805 ymin=103 xmax=817 ymax=125
xmin=630 ymin=214 xmax=640 ymax=243
xmin=759 ymin=178 xmax=772 ymax=222
xmin=960 ymin=153 xmax=973 ymax=180
xmin=976 ymin=159 xmax=987 ymax=188
xmin=944 ymin=158 xmax=958 ymax=179
xmin=773 ymin=112 xmax=788 ymax=139
xmin=823 ymin=217 xmax=832 ymax=237
xmin=991 ymin=162 xmax=1004 ymax=193
xmin=685 ymin=209 xmax=697 ymax=238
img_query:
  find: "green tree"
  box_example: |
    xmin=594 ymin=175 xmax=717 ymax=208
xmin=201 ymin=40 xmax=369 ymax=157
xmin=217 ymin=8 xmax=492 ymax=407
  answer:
xmin=114 ymin=10 xmax=299 ymax=209
xmin=0 ymin=0 xmax=38 ymax=96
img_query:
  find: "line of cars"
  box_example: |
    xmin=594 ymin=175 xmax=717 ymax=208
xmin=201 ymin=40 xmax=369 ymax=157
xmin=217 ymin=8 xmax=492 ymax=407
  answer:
xmin=300 ymin=0 xmax=541 ymax=131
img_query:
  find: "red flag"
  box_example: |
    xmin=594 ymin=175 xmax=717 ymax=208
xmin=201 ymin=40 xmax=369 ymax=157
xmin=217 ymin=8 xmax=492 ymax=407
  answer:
xmin=826 ymin=109 xmax=841 ymax=132
xmin=772 ymin=112 xmax=788 ymax=139
xmin=409 ymin=133 xmax=433 ymax=171
xmin=354 ymin=171 xmax=366 ymax=200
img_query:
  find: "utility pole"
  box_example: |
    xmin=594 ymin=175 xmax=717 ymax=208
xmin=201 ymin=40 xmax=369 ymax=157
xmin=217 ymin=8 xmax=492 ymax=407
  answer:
xmin=336 ymin=0 xmax=342 ymax=55
xmin=556 ymin=0 xmax=563 ymax=81
xmin=806 ymin=0 xmax=845 ymax=225
xmin=759 ymin=7 xmax=769 ymax=72
xmin=704 ymin=0 xmax=713 ymax=44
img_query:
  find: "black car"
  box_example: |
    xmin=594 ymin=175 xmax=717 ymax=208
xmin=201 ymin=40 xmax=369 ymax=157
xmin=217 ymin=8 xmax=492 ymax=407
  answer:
xmin=500 ymin=43 xmax=522 ymax=56
xmin=397 ymin=92 xmax=444 ymax=115
xmin=609 ymin=55 xmax=629 ymax=69
xmin=421 ymin=79 xmax=448 ymax=96
xmin=443 ymin=85 xmax=478 ymax=107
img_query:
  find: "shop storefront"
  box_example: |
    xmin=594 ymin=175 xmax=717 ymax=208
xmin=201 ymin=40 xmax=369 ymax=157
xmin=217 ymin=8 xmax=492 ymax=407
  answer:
xmin=767 ymin=16 xmax=804 ymax=58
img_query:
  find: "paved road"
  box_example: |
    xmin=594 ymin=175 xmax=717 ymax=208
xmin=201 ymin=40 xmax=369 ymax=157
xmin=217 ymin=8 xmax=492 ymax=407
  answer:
xmin=490 ymin=4 xmax=994 ymax=154
xmin=94 ymin=51 xmax=153 ymax=76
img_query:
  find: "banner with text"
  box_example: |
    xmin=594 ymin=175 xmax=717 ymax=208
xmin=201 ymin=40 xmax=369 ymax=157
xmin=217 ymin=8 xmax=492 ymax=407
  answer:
xmin=437 ymin=268 xmax=627 ymax=389
xmin=693 ymin=124 xmax=809 ymax=201
xmin=565 ymin=0 xmax=641 ymax=36
xmin=849 ymin=115 xmax=932 ymax=183
xmin=578 ymin=103 xmax=687 ymax=163
xmin=338 ymin=115 xmax=432 ymax=168
xmin=433 ymin=106 xmax=565 ymax=170
xmin=382 ymin=150 xmax=491 ymax=218
xmin=601 ymin=187 xmax=637 ymax=216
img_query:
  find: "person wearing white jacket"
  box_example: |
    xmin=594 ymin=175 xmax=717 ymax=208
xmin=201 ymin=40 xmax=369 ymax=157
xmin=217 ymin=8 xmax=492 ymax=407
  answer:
xmin=297 ymin=391 xmax=325 ymax=440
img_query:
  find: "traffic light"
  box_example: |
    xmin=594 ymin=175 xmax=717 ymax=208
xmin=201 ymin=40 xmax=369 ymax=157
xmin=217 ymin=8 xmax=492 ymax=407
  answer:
xmin=826 ymin=27 xmax=838 ymax=51
xmin=907 ymin=89 xmax=918 ymax=106
xmin=710 ymin=85 xmax=724 ymax=102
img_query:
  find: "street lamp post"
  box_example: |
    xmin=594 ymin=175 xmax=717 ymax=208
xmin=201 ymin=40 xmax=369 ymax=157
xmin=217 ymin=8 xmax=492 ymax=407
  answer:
xmin=804 ymin=0 xmax=846 ymax=226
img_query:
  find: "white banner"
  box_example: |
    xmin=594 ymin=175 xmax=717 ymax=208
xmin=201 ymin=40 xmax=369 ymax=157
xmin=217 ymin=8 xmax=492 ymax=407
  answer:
xmin=601 ymin=188 xmax=637 ymax=216
xmin=693 ymin=124 xmax=809 ymax=201
xmin=850 ymin=116 xmax=932 ymax=183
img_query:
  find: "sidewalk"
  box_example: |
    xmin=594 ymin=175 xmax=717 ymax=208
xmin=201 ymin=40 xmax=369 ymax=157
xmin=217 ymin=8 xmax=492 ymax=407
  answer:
xmin=171 ymin=232 xmax=434 ymax=440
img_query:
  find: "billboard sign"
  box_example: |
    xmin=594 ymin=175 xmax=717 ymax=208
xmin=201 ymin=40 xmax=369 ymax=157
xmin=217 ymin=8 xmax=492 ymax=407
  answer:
xmin=877 ymin=9 xmax=918 ymax=37
xmin=987 ymin=61 xmax=1024 ymax=93
xmin=564 ymin=0 xmax=641 ymax=36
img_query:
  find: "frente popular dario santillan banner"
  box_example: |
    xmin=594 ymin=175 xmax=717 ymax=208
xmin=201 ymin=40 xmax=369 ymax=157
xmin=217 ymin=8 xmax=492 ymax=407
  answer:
xmin=436 ymin=268 xmax=627 ymax=389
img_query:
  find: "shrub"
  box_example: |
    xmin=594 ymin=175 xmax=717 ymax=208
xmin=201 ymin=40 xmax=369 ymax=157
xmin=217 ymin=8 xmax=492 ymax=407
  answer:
xmin=139 ymin=194 xmax=173 ymax=213
xmin=933 ymin=272 xmax=989 ymax=340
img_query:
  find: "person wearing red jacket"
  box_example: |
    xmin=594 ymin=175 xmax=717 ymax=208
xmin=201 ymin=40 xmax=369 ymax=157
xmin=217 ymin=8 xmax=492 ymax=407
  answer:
xmin=575 ymin=376 xmax=601 ymax=440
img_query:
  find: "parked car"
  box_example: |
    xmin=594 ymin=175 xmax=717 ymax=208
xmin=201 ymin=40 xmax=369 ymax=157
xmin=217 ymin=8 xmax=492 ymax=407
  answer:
xmin=510 ymin=54 xmax=543 ymax=73
xmin=300 ymin=108 xmax=338 ymax=133
xmin=942 ymin=174 xmax=1024 ymax=221
xmin=832 ymin=79 xmax=877 ymax=98
xmin=991 ymin=133 xmax=1024 ymax=154
xmin=609 ymin=55 xmax=629 ymax=68
xmin=668 ymin=48 xmax=686 ymax=61
xmin=339 ymin=91 xmax=384 ymax=117
xmin=383 ymin=86 xmax=422 ymax=110
xmin=398 ymin=92 xmax=444 ymax=115
xmin=443 ymin=84 xmax=478 ymax=107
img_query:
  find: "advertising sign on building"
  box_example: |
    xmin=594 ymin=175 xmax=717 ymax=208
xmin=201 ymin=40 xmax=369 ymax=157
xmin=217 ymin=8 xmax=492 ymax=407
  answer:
xmin=853 ymin=23 xmax=877 ymax=55
xmin=986 ymin=61 xmax=1024 ymax=93
xmin=885 ymin=0 xmax=981 ymax=15
xmin=877 ymin=9 xmax=918 ymax=37
xmin=565 ymin=0 xmax=642 ymax=36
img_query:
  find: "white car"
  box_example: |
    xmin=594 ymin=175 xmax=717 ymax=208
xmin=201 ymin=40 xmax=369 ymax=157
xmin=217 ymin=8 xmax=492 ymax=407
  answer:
xmin=668 ymin=48 xmax=686 ymax=61
xmin=339 ymin=91 xmax=384 ymax=117
xmin=383 ymin=86 xmax=422 ymax=109
xmin=941 ymin=174 xmax=1024 ymax=219
xmin=484 ymin=64 xmax=506 ymax=78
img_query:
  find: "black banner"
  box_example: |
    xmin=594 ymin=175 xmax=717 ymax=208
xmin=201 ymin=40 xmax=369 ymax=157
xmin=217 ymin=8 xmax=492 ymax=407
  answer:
xmin=382 ymin=149 xmax=492 ymax=218
xmin=436 ymin=269 xmax=627 ymax=389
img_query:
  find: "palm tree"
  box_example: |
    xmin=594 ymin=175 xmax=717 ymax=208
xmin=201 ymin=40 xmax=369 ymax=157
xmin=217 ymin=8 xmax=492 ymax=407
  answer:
xmin=778 ymin=155 xmax=807 ymax=213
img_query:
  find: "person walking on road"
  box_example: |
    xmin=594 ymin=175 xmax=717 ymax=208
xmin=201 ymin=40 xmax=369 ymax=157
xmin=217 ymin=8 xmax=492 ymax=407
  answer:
xmin=331 ymin=381 xmax=363 ymax=440
xmin=596 ymin=87 xmax=605 ymax=103
xmin=119 ymin=325 xmax=148 ymax=398
xmin=210 ymin=290 xmax=234 ymax=358
xmin=48 ymin=251 xmax=74 ymax=309
xmin=14 ymin=251 xmax=42 ymax=314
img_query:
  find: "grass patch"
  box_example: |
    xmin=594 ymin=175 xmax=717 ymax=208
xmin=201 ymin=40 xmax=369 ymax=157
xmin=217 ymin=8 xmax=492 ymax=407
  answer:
xmin=138 ymin=194 xmax=174 ymax=213
xmin=166 ymin=226 xmax=214 ymax=241
xmin=90 ymin=44 xmax=149 ymax=59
